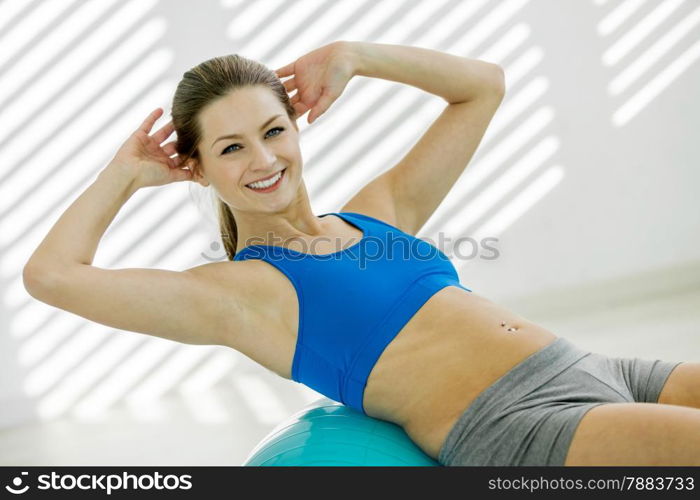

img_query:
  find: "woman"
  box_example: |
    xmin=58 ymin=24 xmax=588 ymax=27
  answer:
xmin=23 ymin=41 xmax=700 ymax=466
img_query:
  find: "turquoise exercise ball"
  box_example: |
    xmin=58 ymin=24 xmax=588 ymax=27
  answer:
xmin=243 ymin=398 xmax=440 ymax=466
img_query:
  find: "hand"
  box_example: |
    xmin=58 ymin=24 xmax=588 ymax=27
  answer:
xmin=108 ymin=108 xmax=193 ymax=188
xmin=274 ymin=41 xmax=356 ymax=124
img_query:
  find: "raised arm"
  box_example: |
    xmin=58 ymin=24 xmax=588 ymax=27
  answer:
xmin=344 ymin=42 xmax=505 ymax=235
xmin=22 ymin=109 xmax=248 ymax=347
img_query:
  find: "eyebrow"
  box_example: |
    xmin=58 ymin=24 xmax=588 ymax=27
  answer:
xmin=211 ymin=114 xmax=283 ymax=149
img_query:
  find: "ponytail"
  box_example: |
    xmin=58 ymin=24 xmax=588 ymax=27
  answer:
xmin=217 ymin=199 xmax=238 ymax=261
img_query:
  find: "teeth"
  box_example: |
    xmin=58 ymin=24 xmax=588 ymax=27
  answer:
xmin=247 ymin=170 xmax=282 ymax=189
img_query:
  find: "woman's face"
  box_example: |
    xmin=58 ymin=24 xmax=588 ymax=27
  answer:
xmin=194 ymin=85 xmax=301 ymax=212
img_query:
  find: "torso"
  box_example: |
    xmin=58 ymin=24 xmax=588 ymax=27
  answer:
xmin=229 ymin=213 xmax=558 ymax=461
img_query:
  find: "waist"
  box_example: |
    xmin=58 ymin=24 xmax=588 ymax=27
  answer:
xmin=344 ymin=273 xmax=467 ymax=412
xmin=360 ymin=289 xmax=560 ymax=458
xmin=293 ymin=272 xmax=468 ymax=413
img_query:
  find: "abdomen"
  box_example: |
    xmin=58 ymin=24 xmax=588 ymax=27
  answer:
xmin=362 ymin=285 xmax=559 ymax=458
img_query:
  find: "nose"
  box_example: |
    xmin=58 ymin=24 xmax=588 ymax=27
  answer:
xmin=251 ymin=141 xmax=277 ymax=167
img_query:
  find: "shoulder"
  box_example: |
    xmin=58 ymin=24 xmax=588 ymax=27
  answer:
xmin=338 ymin=169 xmax=413 ymax=235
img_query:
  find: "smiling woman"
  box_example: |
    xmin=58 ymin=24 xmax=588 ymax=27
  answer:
xmin=170 ymin=56 xmax=301 ymax=261
xmin=22 ymin=41 xmax=700 ymax=468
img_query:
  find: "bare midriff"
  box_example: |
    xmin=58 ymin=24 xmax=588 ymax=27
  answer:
xmin=236 ymin=260 xmax=559 ymax=462
xmin=359 ymin=285 xmax=558 ymax=460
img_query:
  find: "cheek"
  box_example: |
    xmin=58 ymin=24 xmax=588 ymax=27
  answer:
xmin=285 ymin=143 xmax=302 ymax=164
xmin=205 ymin=168 xmax=241 ymax=194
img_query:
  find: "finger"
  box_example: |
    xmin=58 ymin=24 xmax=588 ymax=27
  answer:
xmin=139 ymin=108 xmax=163 ymax=134
xmin=166 ymin=154 xmax=179 ymax=168
xmin=281 ymin=77 xmax=296 ymax=93
xmin=275 ymin=62 xmax=294 ymax=78
xmin=166 ymin=151 xmax=186 ymax=168
xmin=308 ymin=91 xmax=334 ymax=124
xmin=168 ymin=155 xmax=183 ymax=169
xmin=152 ymin=120 xmax=175 ymax=145
xmin=174 ymin=166 xmax=194 ymax=182
xmin=292 ymin=102 xmax=309 ymax=119
xmin=161 ymin=141 xmax=177 ymax=156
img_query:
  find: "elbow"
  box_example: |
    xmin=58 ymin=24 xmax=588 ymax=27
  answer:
xmin=489 ymin=65 xmax=506 ymax=97
xmin=22 ymin=262 xmax=41 ymax=298
xmin=23 ymin=262 xmax=62 ymax=303
xmin=467 ymin=64 xmax=506 ymax=104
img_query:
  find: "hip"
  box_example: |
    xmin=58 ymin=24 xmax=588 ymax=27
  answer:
xmin=365 ymin=320 xmax=560 ymax=459
xmin=436 ymin=339 xmax=682 ymax=465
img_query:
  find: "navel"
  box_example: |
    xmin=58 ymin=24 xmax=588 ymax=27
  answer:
xmin=500 ymin=320 xmax=519 ymax=333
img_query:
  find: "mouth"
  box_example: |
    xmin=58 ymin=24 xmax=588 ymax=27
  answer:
xmin=245 ymin=168 xmax=287 ymax=193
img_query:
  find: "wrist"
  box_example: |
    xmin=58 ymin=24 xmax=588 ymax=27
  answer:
xmin=341 ymin=40 xmax=371 ymax=78
xmin=99 ymin=162 xmax=141 ymax=198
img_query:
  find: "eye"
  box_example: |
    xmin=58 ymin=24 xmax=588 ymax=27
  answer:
xmin=221 ymin=127 xmax=285 ymax=155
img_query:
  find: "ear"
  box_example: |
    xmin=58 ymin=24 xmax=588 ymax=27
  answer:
xmin=188 ymin=160 xmax=210 ymax=187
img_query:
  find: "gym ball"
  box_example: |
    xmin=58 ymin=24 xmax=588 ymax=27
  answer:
xmin=243 ymin=398 xmax=441 ymax=466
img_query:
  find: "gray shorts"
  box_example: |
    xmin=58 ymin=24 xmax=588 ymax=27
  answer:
xmin=437 ymin=337 xmax=683 ymax=466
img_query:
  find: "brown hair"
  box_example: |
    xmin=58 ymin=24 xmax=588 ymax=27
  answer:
xmin=171 ymin=54 xmax=296 ymax=261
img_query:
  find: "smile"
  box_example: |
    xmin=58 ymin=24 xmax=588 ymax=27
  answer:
xmin=245 ymin=168 xmax=286 ymax=192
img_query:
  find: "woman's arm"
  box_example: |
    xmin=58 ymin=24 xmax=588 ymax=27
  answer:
xmin=23 ymin=165 xmax=138 ymax=284
xmin=341 ymin=42 xmax=505 ymax=234
xmin=21 ymin=109 xmax=252 ymax=348
xmin=351 ymin=41 xmax=504 ymax=104
xmin=24 ymin=108 xmax=191 ymax=278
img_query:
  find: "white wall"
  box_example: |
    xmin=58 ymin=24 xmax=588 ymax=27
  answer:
xmin=1 ymin=0 xmax=698 ymax=463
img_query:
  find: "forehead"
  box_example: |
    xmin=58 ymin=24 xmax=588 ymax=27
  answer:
xmin=199 ymin=86 xmax=283 ymax=136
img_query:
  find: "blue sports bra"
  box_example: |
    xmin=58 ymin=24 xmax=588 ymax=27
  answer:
xmin=233 ymin=211 xmax=472 ymax=414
